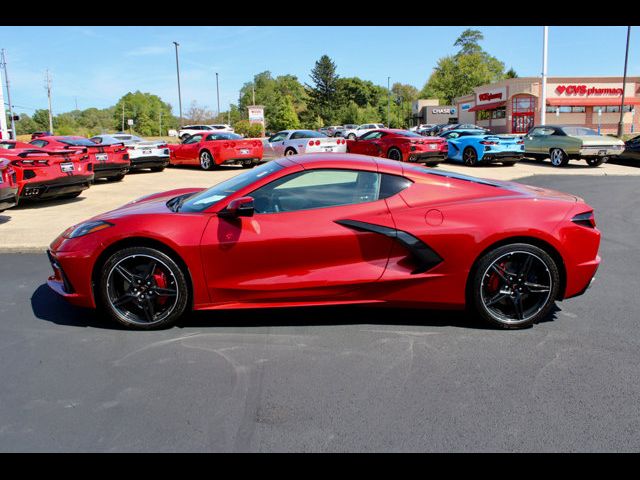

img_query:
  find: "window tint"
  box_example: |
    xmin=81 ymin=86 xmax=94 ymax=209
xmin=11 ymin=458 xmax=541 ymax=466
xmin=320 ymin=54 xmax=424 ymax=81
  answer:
xmin=560 ymin=126 xmax=599 ymax=136
xmin=360 ymin=131 xmax=384 ymax=140
xmin=379 ymin=174 xmax=412 ymax=199
xmin=290 ymin=130 xmax=326 ymax=139
xmin=269 ymin=132 xmax=288 ymax=142
xmin=56 ymin=137 xmax=98 ymax=147
xmin=250 ymin=169 xmax=382 ymax=214
xmin=206 ymin=133 xmax=242 ymax=141
xmin=30 ymin=140 xmax=48 ymax=147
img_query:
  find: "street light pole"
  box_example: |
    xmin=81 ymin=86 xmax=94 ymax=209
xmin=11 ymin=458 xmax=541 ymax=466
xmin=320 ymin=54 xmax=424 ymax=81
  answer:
xmin=45 ymin=69 xmax=54 ymax=134
xmin=540 ymin=26 xmax=549 ymax=126
xmin=173 ymin=41 xmax=183 ymax=127
xmin=618 ymin=26 xmax=631 ymax=137
xmin=215 ymin=72 xmax=220 ymax=121
xmin=1 ymin=49 xmax=17 ymax=139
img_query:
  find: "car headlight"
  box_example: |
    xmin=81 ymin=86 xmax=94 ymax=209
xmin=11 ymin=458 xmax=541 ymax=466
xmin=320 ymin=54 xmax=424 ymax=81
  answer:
xmin=63 ymin=220 xmax=114 ymax=239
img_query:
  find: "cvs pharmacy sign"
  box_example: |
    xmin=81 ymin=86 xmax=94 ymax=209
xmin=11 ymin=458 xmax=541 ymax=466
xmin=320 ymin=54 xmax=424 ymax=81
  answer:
xmin=555 ymin=84 xmax=623 ymax=96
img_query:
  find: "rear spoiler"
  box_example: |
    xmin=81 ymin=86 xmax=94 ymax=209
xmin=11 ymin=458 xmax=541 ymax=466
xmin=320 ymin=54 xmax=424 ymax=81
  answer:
xmin=16 ymin=148 xmax=87 ymax=158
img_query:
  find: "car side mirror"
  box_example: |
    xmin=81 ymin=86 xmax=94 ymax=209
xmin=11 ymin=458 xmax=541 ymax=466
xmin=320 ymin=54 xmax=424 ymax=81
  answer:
xmin=220 ymin=196 xmax=255 ymax=218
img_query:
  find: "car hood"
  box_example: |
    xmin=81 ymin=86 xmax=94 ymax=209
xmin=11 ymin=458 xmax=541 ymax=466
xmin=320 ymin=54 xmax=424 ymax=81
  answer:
xmin=94 ymin=187 xmax=205 ymax=220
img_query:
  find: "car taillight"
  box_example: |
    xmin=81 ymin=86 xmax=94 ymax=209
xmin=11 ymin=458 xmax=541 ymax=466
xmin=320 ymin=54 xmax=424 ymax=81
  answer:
xmin=223 ymin=142 xmax=229 ymax=148
xmin=572 ymin=211 xmax=596 ymax=228
xmin=516 ymin=140 xmax=524 ymax=144
xmin=230 ymin=142 xmax=236 ymax=147
xmin=315 ymin=140 xmax=320 ymax=146
xmin=480 ymin=141 xmax=497 ymax=145
xmin=308 ymin=140 xmax=314 ymax=146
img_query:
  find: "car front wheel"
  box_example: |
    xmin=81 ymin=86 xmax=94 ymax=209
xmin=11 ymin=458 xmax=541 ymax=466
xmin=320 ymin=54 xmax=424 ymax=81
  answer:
xmin=99 ymin=246 xmax=189 ymax=330
xmin=470 ymin=243 xmax=560 ymax=329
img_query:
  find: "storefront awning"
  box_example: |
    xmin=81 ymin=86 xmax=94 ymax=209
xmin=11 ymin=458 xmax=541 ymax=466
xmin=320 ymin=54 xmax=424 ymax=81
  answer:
xmin=467 ymin=101 xmax=506 ymax=112
xmin=547 ymin=97 xmax=640 ymax=106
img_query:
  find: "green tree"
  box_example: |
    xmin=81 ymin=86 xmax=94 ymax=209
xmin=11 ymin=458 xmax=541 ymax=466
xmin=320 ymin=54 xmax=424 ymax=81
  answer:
xmin=420 ymin=29 xmax=506 ymax=104
xmin=113 ymin=91 xmax=177 ymax=136
xmin=269 ymin=95 xmax=300 ymax=131
xmin=505 ymin=68 xmax=518 ymax=78
xmin=306 ymin=55 xmax=339 ymax=124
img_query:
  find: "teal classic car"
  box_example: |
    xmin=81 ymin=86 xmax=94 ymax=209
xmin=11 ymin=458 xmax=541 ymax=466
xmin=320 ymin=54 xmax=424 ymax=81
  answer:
xmin=524 ymin=125 xmax=624 ymax=167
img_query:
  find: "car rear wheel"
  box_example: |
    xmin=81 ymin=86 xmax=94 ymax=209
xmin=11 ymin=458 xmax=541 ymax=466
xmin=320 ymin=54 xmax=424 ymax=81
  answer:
xmin=586 ymin=157 xmax=606 ymax=167
xmin=108 ymin=173 xmax=126 ymax=182
xmin=463 ymin=147 xmax=478 ymax=166
xmin=550 ymin=148 xmax=569 ymax=167
xmin=471 ymin=243 xmax=560 ymax=329
xmin=502 ymin=161 xmax=516 ymax=166
xmin=387 ymin=147 xmax=403 ymax=161
xmin=200 ymin=151 xmax=215 ymax=170
xmin=149 ymin=166 xmax=165 ymax=173
xmin=99 ymin=246 xmax=189 ymax=330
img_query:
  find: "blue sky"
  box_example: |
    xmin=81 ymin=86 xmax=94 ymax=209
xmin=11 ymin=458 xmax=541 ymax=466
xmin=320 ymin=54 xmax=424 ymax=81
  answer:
xmin=1 ymin=26 xmax=638 ymax=117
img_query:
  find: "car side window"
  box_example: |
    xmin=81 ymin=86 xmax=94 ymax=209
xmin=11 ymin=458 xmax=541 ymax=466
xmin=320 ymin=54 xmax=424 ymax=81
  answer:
xmin=250 ymin=169 xmax=383 ymax=214
xmin=183 ymin=134 xmax=203 ymax=144
xmin=269 ymin=132 xmax=287 ymax=142
xmin=360 ymin=131 xmax=381 ymax=140
xmin=30 ymin=140 xmax=48 ymax=147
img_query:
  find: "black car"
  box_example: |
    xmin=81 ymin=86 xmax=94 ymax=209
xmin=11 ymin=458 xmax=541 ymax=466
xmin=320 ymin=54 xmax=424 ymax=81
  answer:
xmin=619 ymin=135 xmax=640 ymax=161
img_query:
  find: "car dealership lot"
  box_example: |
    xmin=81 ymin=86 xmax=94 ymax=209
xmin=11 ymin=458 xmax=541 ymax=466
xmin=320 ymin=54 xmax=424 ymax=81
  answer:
xmin=0 ymin=172 xmax=639 ymax=451
xmin=1 ymin=159 xmax=639 ymax=252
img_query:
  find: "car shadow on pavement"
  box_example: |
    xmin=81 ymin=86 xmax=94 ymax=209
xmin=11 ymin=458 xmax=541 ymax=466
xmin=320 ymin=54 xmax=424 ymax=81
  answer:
xmin=0 ymin=214 xmax=10 ymax=225
xmin=31 ymin=283 xmax=559 ymax=331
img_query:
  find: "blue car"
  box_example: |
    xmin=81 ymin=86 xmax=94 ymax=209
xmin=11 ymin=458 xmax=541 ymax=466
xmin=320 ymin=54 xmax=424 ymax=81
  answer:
xmin=439 ymin=129 xmax=524 ymax=166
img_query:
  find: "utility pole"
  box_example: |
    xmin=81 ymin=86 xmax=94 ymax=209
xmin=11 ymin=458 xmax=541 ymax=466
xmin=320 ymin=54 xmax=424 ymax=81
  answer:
xmin=45 ymin=69 xmax=54 ymax=134
xmin=540 ymin=26 xmax=549 ymax=126
xmin=121 ymin=103 xmax=125 ymax=132
xmin=0 ymin=65 xmax=7 ymax=139
xmin=1 ymin=49 xmax=17 ymax=139
xmin=252 ymin=84 xmax=255 ymax=105
xmin=74 ymin=96 xmax=78 ymax=111
xmin=618 ymin=26 xmax=631 ymax=137
xmin=159 ymin=110 xmax=162 ymax=136
xmin=215 ymin=72 xmax=220 ymax=120
xmin=172 ymin=41 xmax=183 ymax=127
xmin=387 ymin=76 xmax=391 ymax=127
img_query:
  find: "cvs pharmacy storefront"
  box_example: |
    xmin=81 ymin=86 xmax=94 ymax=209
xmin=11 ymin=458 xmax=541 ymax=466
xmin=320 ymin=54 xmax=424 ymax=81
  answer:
xmin=455 ymin=77 xmax=640 ymax=135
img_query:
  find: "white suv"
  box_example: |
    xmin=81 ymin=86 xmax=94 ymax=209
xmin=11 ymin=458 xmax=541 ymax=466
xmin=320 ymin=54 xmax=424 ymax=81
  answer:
xmin=343 ymin=123 xmax=385 ymax=140
xmin=178 ymin=124 xmax=234 ymax=140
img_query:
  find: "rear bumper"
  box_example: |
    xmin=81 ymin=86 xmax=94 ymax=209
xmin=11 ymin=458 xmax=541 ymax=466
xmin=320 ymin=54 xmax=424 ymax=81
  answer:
xmin=481 ymin=152 xmax=524 ymax=163
xmin=129 ymin=156 xmax=170 ymax=170
xmin=564 ymin=257 xmax=600 ymax=299
xmin=20 ymin=174 xmax=93 ymax=200
xmin=579 ymin=147 xmax=623 ymax=157
xmin=0 ymin=186 xmax=18 ymax=211
xmin=93 ymin=163 xmax=130 ymax=179
xmin=221 ymin=157 xmax=262 ymax=166
xmin=408 ymin=152 xmax=447 ymax=164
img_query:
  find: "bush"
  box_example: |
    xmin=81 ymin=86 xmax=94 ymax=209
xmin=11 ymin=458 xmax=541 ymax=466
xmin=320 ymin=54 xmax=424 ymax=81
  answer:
xmin=234 ymin=120 xmax=263 ymax=138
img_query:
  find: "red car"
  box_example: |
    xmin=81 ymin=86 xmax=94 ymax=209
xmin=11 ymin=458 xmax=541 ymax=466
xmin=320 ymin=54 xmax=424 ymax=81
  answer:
xmin=2 ymin=147 xmax=94 ymax=201
xmin=347 ymin=129 xmax=448 ymax=166
xmin=0 ymin=158 xmax=19 ymax=211
xmin=47 ymin=154 xmax=600 ymax=331
xmin=30 ymin=136 xmax=130 ymax=181
xmin=168 ymin=132 xmax=263 ymax=170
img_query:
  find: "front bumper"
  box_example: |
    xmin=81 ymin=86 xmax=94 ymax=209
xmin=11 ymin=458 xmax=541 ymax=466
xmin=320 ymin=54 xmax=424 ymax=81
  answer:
xmin=579 ymin=146 xmax=623 ymax=157
xmin=129 ymin=156 xmax=170 ymax=170
xmin=20 ymin=174 xmax=93 ymax=200
xmin=93 ymin=163 xmax=130 ymax=179
xmin=46 ymin=247 xmax=96 ymax=308
xmin=0 ymin=186 xmax=18 ymax=211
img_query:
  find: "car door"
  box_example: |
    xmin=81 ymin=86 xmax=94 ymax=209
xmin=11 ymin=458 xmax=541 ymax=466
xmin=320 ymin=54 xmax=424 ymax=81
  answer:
xmin=623 ymin=137 xmax=640 ymax=160
xmin=349 ymin=131 xmax=381 ymax=156
xmin=176 ymin=134 xmax=203 ymax=163
xmin=199 ymin=168 xmax=398 ymax=304
xmin=264 ymin=131 xmax=289 ymax=159
xmin=524 ymin=127 xmax=546 ymax=155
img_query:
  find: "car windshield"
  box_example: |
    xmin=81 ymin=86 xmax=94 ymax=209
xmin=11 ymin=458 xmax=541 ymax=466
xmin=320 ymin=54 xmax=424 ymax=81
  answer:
xmin=292 ymin=130 xmax=326 ymax=139
xmin=55 ymin=137 xmax=100 ymax=147
xmin=560 ymin=126 xmax=599 ymax=136
xmin=179 ymin=161 xmax=285 ymax=213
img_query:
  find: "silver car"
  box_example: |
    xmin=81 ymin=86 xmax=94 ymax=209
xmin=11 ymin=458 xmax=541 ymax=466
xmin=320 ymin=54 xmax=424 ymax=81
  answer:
xmin=263 ymin=130 xmax=347 ymax=159
xmin=91 ymin=134 xmax=170 ymax=172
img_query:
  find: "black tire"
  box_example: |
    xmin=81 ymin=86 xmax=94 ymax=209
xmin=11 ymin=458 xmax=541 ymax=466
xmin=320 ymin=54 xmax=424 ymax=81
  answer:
xmin=241 ymin=161 xmax=255 ymax=169
xmin=284 ymin=148 xmax=297 ymax=156
xmin=98 ymin=246 xmax=189 ymax=330
xmin=502 ymin=161 xmax=517 ymax=166
xmin=470 ymin=243 xmax=560 ymax=329
xmin=586 ymin=157 xmax=606 ymax=167
xmin=149 ymin=166 xmax=165 ymax=172
xmin=550 ymin=148 xmax=569 ymax=167
xmin=347 ymin=134 xmax=356 ymax=140
xmin=387 ymin=147 xmax=403 ymax=161
xmin=199 ymin=150 xmax=215 ymax=170
xmin=108 ymin=173 xmax=126 ymax=182
xmin=463 ymin=147 xmax=478 ymax=166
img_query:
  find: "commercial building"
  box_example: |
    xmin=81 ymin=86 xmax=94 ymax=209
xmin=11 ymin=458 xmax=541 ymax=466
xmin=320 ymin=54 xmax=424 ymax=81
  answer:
xmin=411 ymin=99 xmax=458 ymax=126
xmin=453 ymin=76 xmax=640 ymax=135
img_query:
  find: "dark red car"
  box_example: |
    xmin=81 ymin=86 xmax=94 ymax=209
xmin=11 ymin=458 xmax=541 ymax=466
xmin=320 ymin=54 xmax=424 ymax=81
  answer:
xmin=2 ymin=147 xmax=94 ymax=201
xmin=347 ymin=129 xmax=448 ymax=166
xmin=168 ymin=132 xmax=263 ymax=170
xmin=47 ymin=154 xmax=600 ymax=331
xmin=30 ymin=136 xmax=130 ymax=181
xmin=0 ymin=158 xmax=19 ymax=211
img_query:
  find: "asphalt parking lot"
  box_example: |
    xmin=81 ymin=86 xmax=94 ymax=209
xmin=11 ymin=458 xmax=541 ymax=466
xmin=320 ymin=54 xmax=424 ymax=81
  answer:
xmin=0 ymin=170 xmax=639 ymax=452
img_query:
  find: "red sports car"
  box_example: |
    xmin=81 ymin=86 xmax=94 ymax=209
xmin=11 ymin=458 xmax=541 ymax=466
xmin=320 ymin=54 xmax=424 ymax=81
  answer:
xmin=47 ymin=154 xmax=600 ymax=330
xmin=30 ymin=136 xmax=130 ymax=181
xmin=0 ymin=158 xmax=19 ymax=211
xmin=168 ymin=132 xmax=263 ymax=170
xmin=347 ymin=129 xmax=448 ymax=166
xmin=2 ymin=147 xmax=94 ymax=201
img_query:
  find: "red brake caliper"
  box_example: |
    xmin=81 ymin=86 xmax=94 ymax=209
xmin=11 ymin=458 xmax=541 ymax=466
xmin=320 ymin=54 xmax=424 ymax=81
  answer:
xmin=153 ymin=268 xmax=168 ymax=306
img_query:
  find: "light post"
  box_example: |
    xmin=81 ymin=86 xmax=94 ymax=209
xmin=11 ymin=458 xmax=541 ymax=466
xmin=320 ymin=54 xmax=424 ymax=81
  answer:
xmin=618 ymin=26 xmax=631 ymax=137
xmin=540 ymin=26 xmax=549 ymax=126
xmin=597 ymin=108 xmax=602 ymax=135
xmin=173 ymin=41 xmax=183 ymax=127
xmin=215 ymin=72 xmax=220 ymax=121
xmin=387 ymin=77 xmax=390 ymax=128
xmin=1 ymin=49 xmax=16 ymax=139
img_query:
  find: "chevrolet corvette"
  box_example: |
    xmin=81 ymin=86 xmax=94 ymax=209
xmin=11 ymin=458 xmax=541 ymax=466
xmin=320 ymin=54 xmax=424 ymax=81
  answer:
xmin=0 ymin=158 xmax=18 ymax=211
xmin=30 ymin=136 xmax=130 ymax=181
xmin=47 ymin=154 xmax=600 ymax=330
xmin=440 ymin=129 xmax=524 ymax=166
xmin=169 ymin=132 xmax=263 ymax=170
xmin=347 ymin=129 xmax=447 ymax=166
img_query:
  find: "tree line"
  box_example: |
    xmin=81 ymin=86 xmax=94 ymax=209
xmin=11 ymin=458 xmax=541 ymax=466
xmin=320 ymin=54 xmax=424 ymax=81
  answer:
xmin=9 ymin=29 xmax=517 ymax=137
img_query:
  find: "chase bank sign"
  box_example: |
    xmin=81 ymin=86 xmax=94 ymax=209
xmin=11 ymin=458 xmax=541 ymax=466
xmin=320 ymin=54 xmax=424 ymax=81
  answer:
xmin=432 ymin=107 xmax=456 ymax=115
